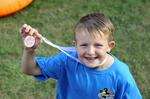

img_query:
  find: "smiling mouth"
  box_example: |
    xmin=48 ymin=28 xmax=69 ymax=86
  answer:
xmin=84 ymin=57 xmax=98 ymax=60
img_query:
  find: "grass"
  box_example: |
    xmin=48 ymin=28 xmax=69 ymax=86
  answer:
xmin=0 ymin=0 xmax=150 ymax=98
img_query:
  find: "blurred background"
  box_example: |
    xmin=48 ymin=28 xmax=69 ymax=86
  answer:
xmin=0 ymin=0 xmax=149 ymax=99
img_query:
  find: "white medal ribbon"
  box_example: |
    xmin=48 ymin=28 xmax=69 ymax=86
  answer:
xmin=40 ymin=36 xmax=81 ymax=63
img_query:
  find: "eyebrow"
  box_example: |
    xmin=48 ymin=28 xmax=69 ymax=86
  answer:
xmin=79 ymin=43 xmax=88 ymax=45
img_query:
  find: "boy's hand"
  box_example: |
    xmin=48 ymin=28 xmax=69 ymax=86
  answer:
xmin=20 ymin=24 xmax=41 ymax=50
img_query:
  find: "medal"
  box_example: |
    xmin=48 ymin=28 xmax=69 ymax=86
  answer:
xmin=24 ymin=36 xmax=35 ymax=47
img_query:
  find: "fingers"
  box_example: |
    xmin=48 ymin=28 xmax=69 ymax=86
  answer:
xmin=20 ymin=24 xmax=27 ymax=33
xmin=20 ymin=24 xmax=31 ymax=38
xmin=29 ymin=28 xmax=36 ymax=36
xmin=20 ymin=24 xmax=42 ymax=49
xmin=33 ymin=36 xmax=41 ymax=49
xmin=20 ymin=24 xmax=41 ymax=38
xmin=25 ymin=25 xmax=32 ymax=33
xmin=34 ymin=29 xmax=41 ymax=38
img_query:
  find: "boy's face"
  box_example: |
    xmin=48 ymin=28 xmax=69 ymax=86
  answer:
xmin=75 ymin=28 xmax=115 ymax=68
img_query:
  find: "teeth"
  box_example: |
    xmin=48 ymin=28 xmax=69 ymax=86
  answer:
xmin=86 ymin=57 xmax=97 ymax=60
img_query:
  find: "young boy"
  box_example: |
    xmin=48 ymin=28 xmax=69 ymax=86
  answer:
xmin=21 ymin=13 xmax=142 ymax=99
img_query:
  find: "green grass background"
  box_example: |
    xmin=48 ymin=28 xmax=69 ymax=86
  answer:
xmin=0 ymin=0 xmax=150 ymax=99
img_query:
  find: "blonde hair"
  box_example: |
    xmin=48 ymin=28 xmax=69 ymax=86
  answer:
xmin=74 ymin=13 xmax=115 ymax=42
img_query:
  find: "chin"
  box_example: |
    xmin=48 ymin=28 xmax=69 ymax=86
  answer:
xmin=82 ymin=59 xmax=100 ymax=68
xmin=85 ymin=64 xmax=98 ymax=68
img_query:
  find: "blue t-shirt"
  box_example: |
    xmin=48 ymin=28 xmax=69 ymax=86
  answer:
xmin=34 ymin=52 xmax=142 ymax=99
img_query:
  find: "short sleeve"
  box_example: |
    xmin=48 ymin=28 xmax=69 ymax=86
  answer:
xmin=122 ymin=82 xmax=142 ymax=99
xmin=34 ymin=52 xmax=67 ymax=81
xmin=115 ymin=79 xmax=142 ymax=99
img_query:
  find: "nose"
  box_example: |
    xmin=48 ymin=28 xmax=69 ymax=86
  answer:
xmin=86 ymin=46 xmax=95 ymax=55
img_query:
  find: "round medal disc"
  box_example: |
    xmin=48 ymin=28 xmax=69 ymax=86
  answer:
xmin=24 ymin=36 xmax=35 ymax=47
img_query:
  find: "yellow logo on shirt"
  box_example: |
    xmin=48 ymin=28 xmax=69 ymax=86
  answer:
xmin=98 ymin=88 xmax=114 ymax=99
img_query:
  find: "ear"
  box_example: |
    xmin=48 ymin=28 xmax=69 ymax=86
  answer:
xmin=108 ymin=41 xmax=115 ymax=52
xmin=72 ymin=40 xmax=76 ymax=46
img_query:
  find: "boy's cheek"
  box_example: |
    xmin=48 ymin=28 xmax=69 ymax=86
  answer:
xmin=76 ymin=47 xmax=83 ymax=53
xmin=77 ymin=50 xmax=85 ymax=57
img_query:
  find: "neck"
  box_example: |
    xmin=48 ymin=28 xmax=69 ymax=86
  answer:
xmin=99 ymin=54 xmax=109 ymax=66
xmin=98 ymin=54 xmax=114 ymax=70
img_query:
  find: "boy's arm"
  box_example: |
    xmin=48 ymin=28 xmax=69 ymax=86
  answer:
xmin=21 ymin=48 xmax=41 ymax=75
xmin=20 ymin=24 xmax=41 ymax=76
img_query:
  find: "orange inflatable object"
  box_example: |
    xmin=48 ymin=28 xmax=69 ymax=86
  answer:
xmin=0 ymin=0 xmax=33 ymax=17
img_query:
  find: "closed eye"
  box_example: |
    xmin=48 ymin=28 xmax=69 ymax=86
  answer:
xmin=80 ymin=43 xmax=88 ymax=47
xmin=94 ymin=43 xmax=103 ymax=47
